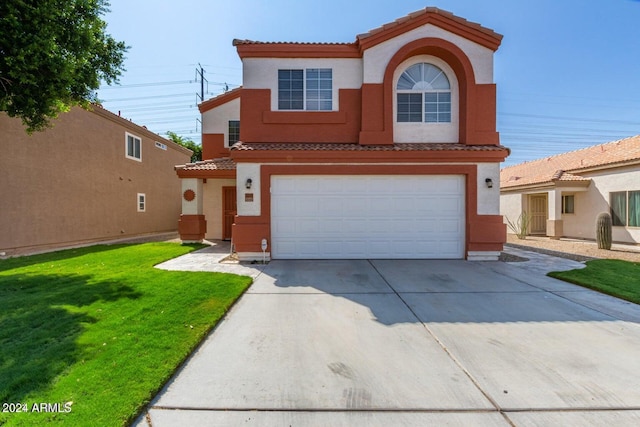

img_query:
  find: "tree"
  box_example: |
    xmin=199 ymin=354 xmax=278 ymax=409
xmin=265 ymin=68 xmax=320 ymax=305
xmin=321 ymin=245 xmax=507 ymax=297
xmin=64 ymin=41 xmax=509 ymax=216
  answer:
xmin=166 ymin=131 xmax=202 ymax=163
xmin=0 ymin=0 xmax=127 ymax=133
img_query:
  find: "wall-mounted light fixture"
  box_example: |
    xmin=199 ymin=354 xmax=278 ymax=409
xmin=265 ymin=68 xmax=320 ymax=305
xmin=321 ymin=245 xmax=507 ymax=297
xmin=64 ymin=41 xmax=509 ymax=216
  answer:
xmin=485 ymin=178 xmax=493 ymax=188
xmin=245 ymin=178 xmax=253 ymax=189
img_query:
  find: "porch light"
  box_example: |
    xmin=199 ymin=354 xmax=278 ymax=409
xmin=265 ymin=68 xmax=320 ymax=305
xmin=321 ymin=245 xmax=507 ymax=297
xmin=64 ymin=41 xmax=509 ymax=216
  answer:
xmin=485 ymin=178 xmax=493 ymax=188
xmin=245 ymin=178 xmax=253 ymax=189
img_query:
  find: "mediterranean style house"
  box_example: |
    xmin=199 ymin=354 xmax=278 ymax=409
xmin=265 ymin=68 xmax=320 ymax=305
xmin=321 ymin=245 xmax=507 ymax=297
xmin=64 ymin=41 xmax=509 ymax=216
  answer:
xmin=176 ymin=7 xmax=510 ymax=261
xmin=501 ymin=136 xmax=640 ymax=245
xmin=0 ymin=106 xmax=192 ymax=256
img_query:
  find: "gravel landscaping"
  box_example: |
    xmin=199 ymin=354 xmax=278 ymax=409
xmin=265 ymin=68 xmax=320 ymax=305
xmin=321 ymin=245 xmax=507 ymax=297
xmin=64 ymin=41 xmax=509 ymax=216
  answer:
xmin=506 ymin=234 xmax=640 ymax=263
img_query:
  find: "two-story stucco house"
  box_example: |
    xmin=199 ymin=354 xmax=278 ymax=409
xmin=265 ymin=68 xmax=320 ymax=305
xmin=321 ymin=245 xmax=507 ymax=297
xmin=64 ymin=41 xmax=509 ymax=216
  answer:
xmin=0 ymin=106 xmax=192 ymax=256
xmin=175 ymin=7 xmax=509 ymax=261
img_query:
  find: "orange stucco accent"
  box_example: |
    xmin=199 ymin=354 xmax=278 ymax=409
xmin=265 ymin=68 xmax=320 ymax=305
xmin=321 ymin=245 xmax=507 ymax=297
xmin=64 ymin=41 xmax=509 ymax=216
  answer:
xmin=240 ymin=88 xmax=361 ymax=143
xmin=356 ymin=38 xmax=499 ymax=146
xmin=231 ymin=164 xmax=506 ymax=257
xmin=178 ymin=214 xmax=207 ymax=241
xmin=202 ymin=133 xmax=228 ymax=160
xmin=231 ymin=147 xmax=508 ymax=164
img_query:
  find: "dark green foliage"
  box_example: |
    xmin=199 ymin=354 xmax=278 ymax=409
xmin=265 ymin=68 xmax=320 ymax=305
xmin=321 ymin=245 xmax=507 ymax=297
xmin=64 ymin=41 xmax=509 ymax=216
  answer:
xmin=167 ymin=131 xmax=202 ymax=162
xmin=596 ymin=212 xmax=613 ymax=250
xmin=0 ymin=0 xmax=127 ymax=132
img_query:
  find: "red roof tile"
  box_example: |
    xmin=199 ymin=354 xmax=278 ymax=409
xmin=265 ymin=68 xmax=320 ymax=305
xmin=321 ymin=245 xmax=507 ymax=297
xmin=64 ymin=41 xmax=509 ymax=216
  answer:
xmin=501 ymin=135 xmax=640 ymax=189
xmin=176 ymin=157 xmax=236 ymax=172
xmin=232 ymin=142 xmax=508 ymax=152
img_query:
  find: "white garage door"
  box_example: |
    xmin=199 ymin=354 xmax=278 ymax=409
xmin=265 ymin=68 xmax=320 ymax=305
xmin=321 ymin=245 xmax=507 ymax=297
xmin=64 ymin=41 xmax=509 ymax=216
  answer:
xmin=271 ymin=175 xmax=465 ymax=259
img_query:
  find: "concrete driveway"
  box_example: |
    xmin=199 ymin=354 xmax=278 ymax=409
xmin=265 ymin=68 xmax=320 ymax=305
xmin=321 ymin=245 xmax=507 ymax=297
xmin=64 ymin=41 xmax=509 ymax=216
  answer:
xmin=136 ymin=252 xmax=640 ymax=426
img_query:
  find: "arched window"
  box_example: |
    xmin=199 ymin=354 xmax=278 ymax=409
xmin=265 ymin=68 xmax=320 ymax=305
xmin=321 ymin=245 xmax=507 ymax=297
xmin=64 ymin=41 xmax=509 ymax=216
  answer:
xmin=397 ymin=63 xmax=451 ymax=123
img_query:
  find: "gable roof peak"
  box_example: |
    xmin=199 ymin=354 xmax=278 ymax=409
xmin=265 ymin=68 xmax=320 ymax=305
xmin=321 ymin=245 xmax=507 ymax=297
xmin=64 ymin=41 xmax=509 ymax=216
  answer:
xmin=356 ymin=7 xmax=503 ymax=51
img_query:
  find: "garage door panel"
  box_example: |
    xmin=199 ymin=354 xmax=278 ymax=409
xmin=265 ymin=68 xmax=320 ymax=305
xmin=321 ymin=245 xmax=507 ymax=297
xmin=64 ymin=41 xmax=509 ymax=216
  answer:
xmin=271 ymin=175 xmax=465 ymax=259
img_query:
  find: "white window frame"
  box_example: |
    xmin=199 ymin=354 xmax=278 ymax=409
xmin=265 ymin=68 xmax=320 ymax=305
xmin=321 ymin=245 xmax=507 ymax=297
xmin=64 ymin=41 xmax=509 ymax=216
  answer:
xmin=278 ymin=68 xmax=332 ymax=111
xmin=126 ymin=133 xmax=142 ymax=161
xmin=137 ymin=193 xmax=146 ymax=212
xmin=396 ymin=62 xmax=451 ymax=124
xmin=228 ymin=120 xmax=240 ymax=147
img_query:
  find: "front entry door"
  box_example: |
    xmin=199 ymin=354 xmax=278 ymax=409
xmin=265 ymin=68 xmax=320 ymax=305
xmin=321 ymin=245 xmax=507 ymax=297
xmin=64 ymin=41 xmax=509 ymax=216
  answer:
xmin=222 ymin=187 xmax=237 ymax=241
xmin=529 ymin=195 xmax=547 ymax=235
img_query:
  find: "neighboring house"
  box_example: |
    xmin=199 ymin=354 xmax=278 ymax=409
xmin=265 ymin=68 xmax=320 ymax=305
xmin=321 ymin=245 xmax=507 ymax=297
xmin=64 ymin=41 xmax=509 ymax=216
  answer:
xmin=0 ymin=106 xmax=192 ymax=256
xmin=176 ymin=7 xmax=509 ymax=261
xmin=500 ymin=135 xmax=640 ymax=244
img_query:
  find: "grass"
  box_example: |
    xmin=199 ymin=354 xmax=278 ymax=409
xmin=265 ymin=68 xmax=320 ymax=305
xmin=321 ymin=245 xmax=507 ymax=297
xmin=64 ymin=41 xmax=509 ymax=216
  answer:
xmin=0 ymin=243 xmax=252 ymax=426
xmin=548 ymin=259 xmax=640 ymax=304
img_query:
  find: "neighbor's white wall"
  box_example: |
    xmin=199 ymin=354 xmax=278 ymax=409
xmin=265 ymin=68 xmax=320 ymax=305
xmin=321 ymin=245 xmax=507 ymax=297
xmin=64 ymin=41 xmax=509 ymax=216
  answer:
xmin=393 ymin=55 xmax=459 ymax=143
xmin=363 ymin=23 xmax=494 ymax=84
xmin=500 ymin=192 xmax=524 ymax=235
xmin=477 ymin=163 xmax=500 ymax=215
xmin=237 ymin=163 xmax=261 ymax=216
xmin=202 ymin=178 xmax=236 ymax=240
xmin=563 ymin=166 xmax=640 ymax=244
xmin=242 ymin=58 xmax=363 ymax=111
xmin=202 ymin=98 xmax=240 ymax=146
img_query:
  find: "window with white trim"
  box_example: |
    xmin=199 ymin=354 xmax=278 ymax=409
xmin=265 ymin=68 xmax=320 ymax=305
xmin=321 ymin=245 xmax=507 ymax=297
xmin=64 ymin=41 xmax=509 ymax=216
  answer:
xmin=397 ymin=63 xmax=451 ymax=123
xmin=278 ymin=68 xmax=332 ymax=111
xmin=126 ymin=133 xmax=142 ymax=161
xmin=562 ymin=195 xmax=575 ymax=214
xmin=137 ymin=193 xmax=146 ymax=212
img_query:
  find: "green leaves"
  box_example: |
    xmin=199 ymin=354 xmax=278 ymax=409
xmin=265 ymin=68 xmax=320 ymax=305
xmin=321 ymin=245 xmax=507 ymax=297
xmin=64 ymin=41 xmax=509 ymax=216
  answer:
xmin=0 ymin=0 xmax=128 ymax=133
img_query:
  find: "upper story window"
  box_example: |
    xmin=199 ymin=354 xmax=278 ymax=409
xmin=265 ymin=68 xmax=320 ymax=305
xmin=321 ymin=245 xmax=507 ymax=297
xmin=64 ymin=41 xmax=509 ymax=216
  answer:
xmin=397 ymin=63 xmax=451 ymax=123
xmin=278 ymin=68 xmax=332 ymax=111
xmin=228 ymin=120 xmax=240 ymax=146
xmin=126 ymin=133 xmax=142 ymax=161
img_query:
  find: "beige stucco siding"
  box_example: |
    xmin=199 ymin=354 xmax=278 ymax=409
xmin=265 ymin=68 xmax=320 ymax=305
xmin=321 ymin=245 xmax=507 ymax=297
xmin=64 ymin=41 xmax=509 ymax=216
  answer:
xmin=563 ymin=166 xmax=640 ymax=244
xmin=0 ymin=107 xmax=191 ymax=255
xmin=203 ymin=178 xmax=236 ymax=240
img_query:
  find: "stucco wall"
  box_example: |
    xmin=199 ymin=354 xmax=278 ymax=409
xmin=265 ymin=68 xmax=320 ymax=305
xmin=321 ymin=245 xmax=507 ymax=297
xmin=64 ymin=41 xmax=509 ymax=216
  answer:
xmin=563 ymin=166 xmax=640 ymax=244
xmin=202 ymin=98 xmax=240 ymax=147
xmin=500 ymin=192 xmax=524 ymax=235
xmin=243 ymin=58 xmax=363 ymax=112
xmin=0 ymin=108 xmax=191 ymax=255
xmin=203 ymin=178 xmax=237 ymax=240
xmin=362 ymin=23 xmax=494 ymax=85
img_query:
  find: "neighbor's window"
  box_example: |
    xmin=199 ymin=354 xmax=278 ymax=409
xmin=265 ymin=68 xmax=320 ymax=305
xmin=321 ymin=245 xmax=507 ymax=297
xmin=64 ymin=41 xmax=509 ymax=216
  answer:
xmin=562 ymin=195 xmax=575 ymax=214
xmin=278 ymin=68 xmax=332 ymax=111
xmin=137 ymin=193 xmax=146 ymax=212
xmin=610 ymin=190 xmax=640 ymax=227
xmin=228 ymin=120 xmax=240 ymax=146
xmin=126 ymin=133 xmax=142 ymax=161
xmin=397 ymin=63 xmax=451 ymax=123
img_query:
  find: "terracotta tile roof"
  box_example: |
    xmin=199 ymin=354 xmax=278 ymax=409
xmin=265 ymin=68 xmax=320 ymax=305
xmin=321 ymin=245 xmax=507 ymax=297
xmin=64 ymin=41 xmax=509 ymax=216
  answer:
xmin=356 ymin=7 xmax=502 ymax=43
xmin=232 ymin=39 xmax=354 ymax=47
xmin=175 ymin=157 xmax=236 ymax=171
xmin=232 ymin=142 xmax=509 ymax=152
xmin=501 ymin=135 xmax=640 ymax=190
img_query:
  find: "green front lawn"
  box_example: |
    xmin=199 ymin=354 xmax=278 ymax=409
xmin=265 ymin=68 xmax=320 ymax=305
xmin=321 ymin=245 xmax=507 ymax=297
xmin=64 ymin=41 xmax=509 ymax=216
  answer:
xmin=0 ymin=243 xmax=252 ymax=426
xmin=548 ymin=259 xmax=640 ymax=304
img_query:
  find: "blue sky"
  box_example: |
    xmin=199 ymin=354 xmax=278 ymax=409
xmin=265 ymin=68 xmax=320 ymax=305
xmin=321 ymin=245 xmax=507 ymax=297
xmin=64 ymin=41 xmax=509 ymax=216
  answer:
xmin=97 ymin=0 xmax=640 ymax=166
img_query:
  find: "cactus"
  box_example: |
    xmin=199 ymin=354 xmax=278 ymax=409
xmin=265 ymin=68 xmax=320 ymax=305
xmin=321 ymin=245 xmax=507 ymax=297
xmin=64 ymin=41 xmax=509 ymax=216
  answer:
xmin=596 ymin=212 xmax=612 ymax=250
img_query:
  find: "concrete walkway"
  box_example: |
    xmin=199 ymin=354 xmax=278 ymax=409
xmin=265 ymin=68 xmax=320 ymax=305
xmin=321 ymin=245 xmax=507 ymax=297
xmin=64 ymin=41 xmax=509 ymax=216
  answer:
xmin=134 ymin=246 xmax=640 ymax=426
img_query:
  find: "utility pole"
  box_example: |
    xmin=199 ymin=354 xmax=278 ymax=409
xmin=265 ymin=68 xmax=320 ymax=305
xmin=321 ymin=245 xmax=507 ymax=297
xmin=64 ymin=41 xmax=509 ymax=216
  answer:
xmin=195 ymin=63 xmax=208 ymax=102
